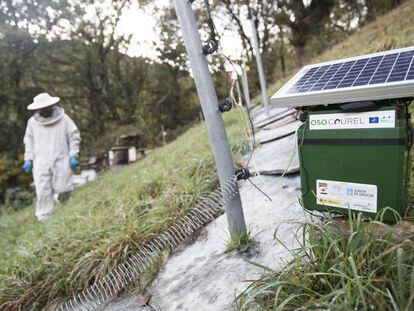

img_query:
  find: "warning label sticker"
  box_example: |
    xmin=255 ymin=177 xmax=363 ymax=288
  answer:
xmin=316 ymin=179 xmax=377 ymax=213
xmin=309 ymin=110 xmax=395 ymax=130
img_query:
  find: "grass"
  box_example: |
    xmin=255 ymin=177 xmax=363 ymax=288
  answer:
xmin=235 ymin=213 xmax=414 ymax=310
xmin=0 ymin=108 xmax=250 ymax=310
xmin=225 ymin=227 xmax=257 ymax=254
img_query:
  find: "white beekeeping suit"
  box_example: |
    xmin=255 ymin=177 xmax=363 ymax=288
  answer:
xmin=23 ymin=93 xmax=81 ymax=220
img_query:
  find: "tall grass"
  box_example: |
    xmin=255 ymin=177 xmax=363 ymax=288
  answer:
xmin=236 ymin=213 xmax=414 ymax=310
xmin=0 ymin=111 xmax=249 ymax=310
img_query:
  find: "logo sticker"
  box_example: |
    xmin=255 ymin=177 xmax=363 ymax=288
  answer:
xmin=309 ymin=110 xmax=395 ymax=130
xmin=316 ymin=179 xmax=377 ymax=213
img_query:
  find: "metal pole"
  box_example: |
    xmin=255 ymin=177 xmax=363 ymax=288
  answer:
xmin=172 ymin=0 xmax=247 ymax=239
xmin=250 ymin=17 xmax=269 ymax=115
xmin=236 ymin=79 xmax=242 ymax=106
xmin=241 ymin=64 xmax=251 ymax=110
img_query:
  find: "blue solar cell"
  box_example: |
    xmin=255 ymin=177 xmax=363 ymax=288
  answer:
xmin=287 ymin=67 xmax=318 ymax=93
xmin=407 ymin=66 xmax=414 ymax=80
xmin=388 ymin=50 xmax=414 ymax=82
xmin=295 ymin=67 xmax=318 ymax=84
xmin=352 ymin=56 xmax=383 ymax=86
xmin=286 ymin=48 xmax=414 ymax=94
xmin=337 ymin=59 xmax=369 ymax=88
xmin=323 ymin=61 xmax=355 ymax=90
xmin=310 ymin=63 xmax=341 ymax=91
xmin=298 ymin=65 xmax=331 ymax=92
xmin=387 ymin=51 xmax=414 ymax=82
xmin=369 ymin=53 xmax=398 ymax=85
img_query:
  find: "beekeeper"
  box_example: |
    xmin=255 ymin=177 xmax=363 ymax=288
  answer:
xmin=23 ymin=92 xmax=81 ymax=220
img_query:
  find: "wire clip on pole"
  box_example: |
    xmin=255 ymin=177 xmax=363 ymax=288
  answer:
xmin=218 ymin=97 xmax=232 ymax=113
xmin=236 ymin=168 xmax=250 ymax=180
xmin=202 ymin=40 xmax=218 ymax=55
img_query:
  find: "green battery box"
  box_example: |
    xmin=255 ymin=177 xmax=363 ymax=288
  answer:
xmin=297 ymin=104 xmax=411 ymax=222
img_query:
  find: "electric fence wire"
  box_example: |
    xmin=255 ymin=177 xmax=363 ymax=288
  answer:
xmin=222 ymin=53 xmax=300 ymax=184
xmin=211 ymin=16 xmax=301 ymax=188
xmin=205 ymin=7 xmax=320 ymax=216
xmin=204 ymin=28 xmax=274 ymax=201
xmin=192 ymin=0 xmax=257 ymax=164
xmin=197 ymin=3 xmax=276 ymax=201
xmin=221 ymin=61 xmax=274 ymax=200
xmin=223 ymin=74 xmax=275 ymax=199
xmin=222 ymin=56 xmax=302 ymax=196
xmin=56 ymin=176 xmax=242 ymax=311
xmin=197 ymin=0 xmax=325 ymax=222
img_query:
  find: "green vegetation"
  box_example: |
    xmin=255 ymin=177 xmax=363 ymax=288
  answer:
xmin=236 ymin=214 xmax=414 ymax=310
xmin=225 ymin=227 xmax=257 ymax=254
xmin=0 ymin=110 xmax=249 ymax=310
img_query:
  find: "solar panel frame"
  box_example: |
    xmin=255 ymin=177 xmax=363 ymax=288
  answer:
xmin=270 ymin=46 xmax=414 ymax=108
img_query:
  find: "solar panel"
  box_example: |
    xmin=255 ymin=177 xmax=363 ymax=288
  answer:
xmin=271 ymin=46 xmax=414 ymax=108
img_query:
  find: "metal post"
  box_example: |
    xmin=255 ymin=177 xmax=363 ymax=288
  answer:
xmin=241 ymin=64 xmax=251 ymax=110
xmin=172 ymin=0 xmax=247 ymax=239
xmin=236 ymin=79 xmax=242 ymax=106
xmin=250 ymin=17 xmax=269 ymax=115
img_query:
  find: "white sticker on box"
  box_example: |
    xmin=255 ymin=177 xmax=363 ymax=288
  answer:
xmin=316 ymin=179 xmax=377 ymax=213
xmin=309 ymin=110 xmax=395 ymax=130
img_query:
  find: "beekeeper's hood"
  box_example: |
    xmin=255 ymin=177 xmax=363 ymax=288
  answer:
xmin=33 ymin=106 xmax=65 ymax=126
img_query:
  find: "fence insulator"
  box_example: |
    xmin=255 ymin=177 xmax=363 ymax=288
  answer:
xmin=218 ymin=97 xmax=232 ymax=113
xmin=202 ymin=40 xmax=218 ymax=55
xmin=236 ymin=168 xmax=250 ymax=180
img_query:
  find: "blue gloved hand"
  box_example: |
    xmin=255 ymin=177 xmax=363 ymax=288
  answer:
xmin=23 ymin=160 xmax=32 ymax=173
xmin=69 ymin=156 xmax=79 ymax=169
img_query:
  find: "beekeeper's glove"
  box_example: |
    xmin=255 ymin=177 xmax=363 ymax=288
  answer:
xmin=23 ymin=160 xmax=32 ymax=173
xmin=69 ymin=156 xmax=79 ymax=169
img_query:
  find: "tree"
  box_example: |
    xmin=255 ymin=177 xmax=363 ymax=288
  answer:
xmin=0 ymin=0 xmax=73 ymax=154
xmin=0 ymin=0 xmax=74 ymax=200
xmin=33 ymin=0 xmax=153 ymax=142
xmin=276 ymin=0 xmax=335 ymax=67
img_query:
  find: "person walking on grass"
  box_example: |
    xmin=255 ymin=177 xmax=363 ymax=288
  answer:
xmin=22 ymin=92 xmax=81 ymax=221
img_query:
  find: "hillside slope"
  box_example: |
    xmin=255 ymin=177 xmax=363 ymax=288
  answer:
xmin=0 ymin=111 xmax=249 ymax=310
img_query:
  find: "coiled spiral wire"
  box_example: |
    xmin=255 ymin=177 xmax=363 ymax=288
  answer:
xmin=56 ymin=176 xmax=241 ymax=311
